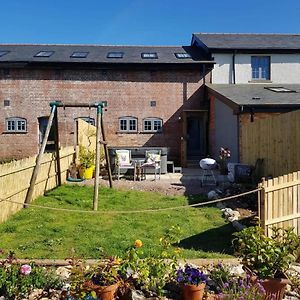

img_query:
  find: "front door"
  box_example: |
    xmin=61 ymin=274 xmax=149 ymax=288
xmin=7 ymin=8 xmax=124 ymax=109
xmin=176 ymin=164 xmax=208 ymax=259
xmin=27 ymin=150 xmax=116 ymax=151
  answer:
xmin=186 ymin=116 xmax=206 ymax=160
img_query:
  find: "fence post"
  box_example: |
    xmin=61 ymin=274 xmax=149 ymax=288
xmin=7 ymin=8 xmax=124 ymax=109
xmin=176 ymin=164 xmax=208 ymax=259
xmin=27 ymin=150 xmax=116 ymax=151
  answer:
xmin=259 ymin=177 xmax=267 ymax=234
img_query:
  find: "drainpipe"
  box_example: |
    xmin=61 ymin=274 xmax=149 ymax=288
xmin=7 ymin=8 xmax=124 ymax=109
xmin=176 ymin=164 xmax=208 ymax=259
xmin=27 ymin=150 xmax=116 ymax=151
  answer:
xmin=232 ymin=50 xmax=236 ymax=84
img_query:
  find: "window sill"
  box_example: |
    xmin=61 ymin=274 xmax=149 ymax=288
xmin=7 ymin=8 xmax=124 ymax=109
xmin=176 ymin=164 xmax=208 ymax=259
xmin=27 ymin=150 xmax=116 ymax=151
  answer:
xmin=140 ymin=131 xmax=163 ymax=134
xmin=3 ymin=131 xmax=28 ymax=134
xmin=248 ymin=80 xmax=272 ymax=83
xmin=116 ymin=131 xmax=138 ymax=134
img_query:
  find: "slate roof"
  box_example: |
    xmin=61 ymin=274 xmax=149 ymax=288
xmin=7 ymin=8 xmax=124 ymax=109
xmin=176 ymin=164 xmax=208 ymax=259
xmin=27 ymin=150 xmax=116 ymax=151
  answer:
xmin=0 ymin=44 xmax=214 ymax=66
xmin=206 ymin=84 xmax=300 ymax=108
xmin=193 ymin=33 xmax=300 ymax=52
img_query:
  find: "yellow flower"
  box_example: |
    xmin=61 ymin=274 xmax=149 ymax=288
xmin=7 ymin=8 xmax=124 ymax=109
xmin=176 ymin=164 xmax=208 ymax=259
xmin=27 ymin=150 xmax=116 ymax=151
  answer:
xmin=134 ymin=239 xmax=143 ymax=248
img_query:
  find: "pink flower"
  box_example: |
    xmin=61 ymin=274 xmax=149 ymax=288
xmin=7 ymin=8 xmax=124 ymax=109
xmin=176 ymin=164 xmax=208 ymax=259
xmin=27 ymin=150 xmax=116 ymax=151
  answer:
xmin=20 ymin=264 xmax=32 ymax=275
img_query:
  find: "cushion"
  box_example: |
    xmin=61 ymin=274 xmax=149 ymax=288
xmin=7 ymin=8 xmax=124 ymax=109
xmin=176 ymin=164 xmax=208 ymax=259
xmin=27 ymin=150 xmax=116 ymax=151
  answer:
xmin=146 ymin=153 xmax=161 ymax=164
xmin=116 ymin=151 xmax=131 ymax=166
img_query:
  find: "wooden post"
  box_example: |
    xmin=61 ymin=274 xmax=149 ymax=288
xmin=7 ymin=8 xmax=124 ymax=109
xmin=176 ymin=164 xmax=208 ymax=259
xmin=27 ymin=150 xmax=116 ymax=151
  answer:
xmin=259 ymin=177 xmax=267 ymax=233
xmin=54 ymin=108 xmax=62 ymax=186
xmin=24 ymin=104 xmax=57 ymax=206
xmin=93 ymin=105 xmax=102 ymax=211
xmin=101 ymin=111 xmax=113 ymax=188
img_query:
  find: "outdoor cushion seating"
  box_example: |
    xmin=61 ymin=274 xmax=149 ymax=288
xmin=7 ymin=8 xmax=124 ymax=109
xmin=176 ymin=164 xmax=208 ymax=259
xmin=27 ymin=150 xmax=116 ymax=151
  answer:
xmin=141 ymin=150 xmax=161 ymax=180
xmin=115 ymin=149 xmax=136 ymax=180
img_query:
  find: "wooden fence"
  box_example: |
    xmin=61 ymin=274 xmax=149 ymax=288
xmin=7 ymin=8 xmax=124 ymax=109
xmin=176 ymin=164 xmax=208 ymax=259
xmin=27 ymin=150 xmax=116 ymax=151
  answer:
xmin=0 ymin=147 xmax=75 ymax=223
xmin=241 ymin=110 xmax=300 ymax=178
xmin=259 ymin=171 xmax=300 ymax=236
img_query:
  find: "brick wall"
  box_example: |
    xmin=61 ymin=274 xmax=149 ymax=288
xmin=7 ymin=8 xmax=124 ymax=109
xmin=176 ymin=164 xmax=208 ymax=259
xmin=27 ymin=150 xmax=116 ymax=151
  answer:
xmin=0 ymin=68 xmax=206 ymax=162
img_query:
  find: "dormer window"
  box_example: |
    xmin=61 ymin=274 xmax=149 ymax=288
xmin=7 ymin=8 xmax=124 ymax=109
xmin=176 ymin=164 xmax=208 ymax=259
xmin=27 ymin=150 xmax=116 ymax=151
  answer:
xmin=71 ymin=52 xmax=89 ymax=58
xmin=141 ymin=53 xmax=158 ymax=59
xmin=251 ymin=56 xmax=270 ymax=80
xmin=0 ymin=50 xmax=10 ymax=57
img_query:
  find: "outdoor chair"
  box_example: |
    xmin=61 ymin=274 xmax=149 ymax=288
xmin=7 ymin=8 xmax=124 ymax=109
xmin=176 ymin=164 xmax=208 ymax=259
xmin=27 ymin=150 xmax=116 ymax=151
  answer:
xmin=141 ymin=150 xmax=161 ymax=181
xmin=115 ymin=149 xmax=136 ymax=180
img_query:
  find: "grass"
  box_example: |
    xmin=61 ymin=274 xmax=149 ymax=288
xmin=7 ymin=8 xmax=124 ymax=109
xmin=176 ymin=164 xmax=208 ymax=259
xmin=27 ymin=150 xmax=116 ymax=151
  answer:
xmin=0 ymin=185 xmax=235 ymax=259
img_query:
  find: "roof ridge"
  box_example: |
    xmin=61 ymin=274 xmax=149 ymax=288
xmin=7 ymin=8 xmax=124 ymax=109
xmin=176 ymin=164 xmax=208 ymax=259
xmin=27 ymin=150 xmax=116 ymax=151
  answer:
xmin=193 ymin=32 xmax=300 ymax=36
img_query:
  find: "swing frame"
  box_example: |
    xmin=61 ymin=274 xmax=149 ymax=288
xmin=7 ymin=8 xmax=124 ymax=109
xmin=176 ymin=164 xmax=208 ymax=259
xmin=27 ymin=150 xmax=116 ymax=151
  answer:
xmin=24 ymin=101 xmax=113 ymax=211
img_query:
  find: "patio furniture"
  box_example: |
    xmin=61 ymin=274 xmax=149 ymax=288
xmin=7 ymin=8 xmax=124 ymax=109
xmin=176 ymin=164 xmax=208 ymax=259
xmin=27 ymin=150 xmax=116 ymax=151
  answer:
xmin=132 ymin=158 xmax=146 ymax=181
xmin=141 ymin=150 xmax=161 ymax=180
xmin=199 ymin=158 xmax=217 ymax=186
xmin=115 ymin=149 xmax=136 ymax=180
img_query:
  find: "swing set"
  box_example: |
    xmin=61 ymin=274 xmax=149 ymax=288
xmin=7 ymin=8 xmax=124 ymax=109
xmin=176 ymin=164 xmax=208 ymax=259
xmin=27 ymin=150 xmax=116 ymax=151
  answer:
xmin=24 ymin=101 xmax=113 ymax=211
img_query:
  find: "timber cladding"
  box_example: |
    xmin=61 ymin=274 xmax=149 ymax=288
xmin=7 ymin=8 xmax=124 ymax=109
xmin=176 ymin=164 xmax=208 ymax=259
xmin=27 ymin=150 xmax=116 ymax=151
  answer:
xmin=0 ymin=146 xmax=74 ymax=223
xmin=240 ymin=110 xmax=300 ymax=178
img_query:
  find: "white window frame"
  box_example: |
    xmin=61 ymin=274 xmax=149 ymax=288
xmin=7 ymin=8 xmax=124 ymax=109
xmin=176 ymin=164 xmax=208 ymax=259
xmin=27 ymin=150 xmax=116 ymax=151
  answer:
xmin=143 ymin=118 xmax=163 ymax=133
xmin=6 ymin=117 xmax=27 ymax=133
xmin=119 ymin=117 xmax=137 ymax=132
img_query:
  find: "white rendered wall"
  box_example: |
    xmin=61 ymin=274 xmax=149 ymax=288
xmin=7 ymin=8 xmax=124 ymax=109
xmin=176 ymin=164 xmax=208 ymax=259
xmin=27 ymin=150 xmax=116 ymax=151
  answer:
xmin=212 ymin=53 xmax=300 ymax=84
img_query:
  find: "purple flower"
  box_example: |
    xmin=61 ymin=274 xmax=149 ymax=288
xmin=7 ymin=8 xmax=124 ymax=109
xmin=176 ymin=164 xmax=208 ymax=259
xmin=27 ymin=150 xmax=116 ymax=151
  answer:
xmin=176 ymin=264 xmax=207 ymax=285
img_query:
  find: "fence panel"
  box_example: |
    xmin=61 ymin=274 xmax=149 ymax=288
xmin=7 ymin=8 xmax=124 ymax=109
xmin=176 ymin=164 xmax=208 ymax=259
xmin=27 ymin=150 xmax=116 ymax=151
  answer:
xmin=241 ymin=110 xmax=300 ymax=178
xmin=0 ymin=147 xmax=74 ymax=223
xmin=260 ymin=171 xmax=300 ymax=236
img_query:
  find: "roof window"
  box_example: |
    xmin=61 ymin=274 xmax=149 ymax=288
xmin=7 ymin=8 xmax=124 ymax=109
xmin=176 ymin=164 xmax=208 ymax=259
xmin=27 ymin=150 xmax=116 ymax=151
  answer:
xmin=175 ymin=53 xmax=191 ymax=59
xmin=141 ymin=52 xmax=158 ymax=59
xmin=0 ymin=51 xmax=10 ymax=57
xmin=71 ymin=51 xmax=89 ymax=58
xmin=107 ymin=52 xmax=124 ymax=58
xmin=264 ymin=87 xmax=296 ymax=93
xmin=34 ymin=51 xmax=54 ymax=57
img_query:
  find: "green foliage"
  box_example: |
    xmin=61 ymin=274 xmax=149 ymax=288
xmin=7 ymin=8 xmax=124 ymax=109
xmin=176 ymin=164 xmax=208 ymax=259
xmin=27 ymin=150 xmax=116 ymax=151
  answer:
xmin=233 ymin=226 xmax=300 ymax=278
xmin=0 ymin=253 xmax=63 ymax=299
xmin=79 ymin=146 xmax=95 ymax=168
xmin=209 ymin=263 xmax=233 ymax=291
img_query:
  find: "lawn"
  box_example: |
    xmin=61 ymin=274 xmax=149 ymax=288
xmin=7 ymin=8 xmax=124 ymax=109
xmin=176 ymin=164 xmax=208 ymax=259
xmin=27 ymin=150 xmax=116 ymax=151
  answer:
xmin=0 ymin=185 xmax=235 ymax=259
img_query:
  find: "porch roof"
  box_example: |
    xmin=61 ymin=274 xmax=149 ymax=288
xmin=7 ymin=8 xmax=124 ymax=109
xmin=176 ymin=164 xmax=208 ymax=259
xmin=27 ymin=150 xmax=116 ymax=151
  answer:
xmin=206 ymin=84 xmax=300 ymax=110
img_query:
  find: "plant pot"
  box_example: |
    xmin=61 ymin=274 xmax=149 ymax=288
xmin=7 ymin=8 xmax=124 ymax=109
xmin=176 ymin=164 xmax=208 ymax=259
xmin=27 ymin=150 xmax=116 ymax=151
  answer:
xmin=96 ymin=283 xmax=119 ymax=300
xmin=79 ymin=165 xmax=95 ymax=179
xmin=181 ymin=283 xmax=206 ymax=300
xmin=260 ymin=278 xmax=290 ymax=300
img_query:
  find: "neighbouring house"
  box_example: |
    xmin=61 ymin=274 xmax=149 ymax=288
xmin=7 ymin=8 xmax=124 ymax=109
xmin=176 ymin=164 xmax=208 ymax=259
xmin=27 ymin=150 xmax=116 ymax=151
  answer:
xmin=192 ymin=33 xmax=300 ymax=162
xmin=0 ymin=44 xmax=214 ymax=166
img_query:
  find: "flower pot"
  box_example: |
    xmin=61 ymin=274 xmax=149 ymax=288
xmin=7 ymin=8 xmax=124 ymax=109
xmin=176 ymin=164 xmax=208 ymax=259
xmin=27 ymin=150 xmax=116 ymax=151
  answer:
xmin=96 ymin=283 xmax=119 ymax=300
xmin=181 ymin=283 xmax=206 ymax=300
xmin=79 ymin=165 xmax=95 ymax=179
xmin=260 ymin=278 xmax=290 ymax=300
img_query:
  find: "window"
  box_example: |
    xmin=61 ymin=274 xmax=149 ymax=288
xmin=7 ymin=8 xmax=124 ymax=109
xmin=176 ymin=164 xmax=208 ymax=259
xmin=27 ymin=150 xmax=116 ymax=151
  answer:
xmin=264 ymin=86 xmax=296 ymax=93
xmin=70 ymin=51 xmax=89 ymax=58
xmin=251 ymin=56 xmax=270 ymax=80
xmin=107 ymin=52 xmax=124 ymax=58
xmin=175 ymin=53 xmax=191 ymax=59
xmin=34 ymin=51 xmax=54 ymax=57
xmin=141 ymin=52 xmax=158 ymax=59
xmin=6 ymin=117 xmax=27 ymax=133
xmin=119 ymin=117 xmax=137 ymax=132
xmin=143 ymin=118 xmax=162 ymax=132
xmin=76 ymin=117 xmax=95 ymax=126
xmin=0 ymin=50 xmax=9 ymax=57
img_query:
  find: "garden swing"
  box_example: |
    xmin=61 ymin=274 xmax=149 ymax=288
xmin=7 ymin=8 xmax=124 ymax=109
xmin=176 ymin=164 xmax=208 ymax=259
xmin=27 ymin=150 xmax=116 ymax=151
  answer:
xmin=24 ymin=101 xmax=113 ymax=211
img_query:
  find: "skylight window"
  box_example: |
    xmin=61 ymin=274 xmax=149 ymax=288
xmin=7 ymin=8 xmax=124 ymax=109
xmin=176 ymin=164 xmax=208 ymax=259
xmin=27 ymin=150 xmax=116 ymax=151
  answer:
xmin=34 ymin=51 xmax=54 ymax=57
xmin=107 ymin=52 xmax=124 ymax=58
xmin=175 ymin=53 xmax=191 ymax=59
xmin=70 ymin=51 xmax=89 ymax=58
xmin=0 ymin=51 xmax=9 ymax=57
xmin=264 ymin=87 xmax=296 ymax=93
xmin=141 ymin=52 xmax=158 ymax=59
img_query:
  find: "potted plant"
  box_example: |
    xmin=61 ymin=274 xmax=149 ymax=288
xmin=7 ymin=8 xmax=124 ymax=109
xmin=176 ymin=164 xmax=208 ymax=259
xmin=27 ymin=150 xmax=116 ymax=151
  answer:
xmin=78 ymin=146 xmax=96 ymax=180
xmin=233 ymin=226 xmax=300 ymax=300
xmin=176 ymin=264 xmax=207 ymax=300
xmin=69 ymin=257 xmax=122 ymax=300
xmin=218 ymin=147 xmax=230 ymax=175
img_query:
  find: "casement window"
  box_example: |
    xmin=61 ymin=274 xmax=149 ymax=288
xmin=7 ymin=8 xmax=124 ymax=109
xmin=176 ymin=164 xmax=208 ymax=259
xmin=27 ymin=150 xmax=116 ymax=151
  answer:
xmin=5 ymin=117 xmax=27 ymax=133
xmin=119 ymin=117 xmax=137 ymax=132
xmin=175 ymin=53 xmax=191 ymax=59
xmin=143 ymin=118 xmax=162 ymax=132
xmin=251 ymin=56 xmax=270 ymax=80
xmin=141 ymin=53 xmax=158 ymax=59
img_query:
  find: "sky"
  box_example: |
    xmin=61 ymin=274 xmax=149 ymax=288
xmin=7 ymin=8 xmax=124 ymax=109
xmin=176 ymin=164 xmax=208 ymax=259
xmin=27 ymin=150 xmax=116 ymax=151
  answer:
xmin=0 ymin=0 xmax=300 ymax=46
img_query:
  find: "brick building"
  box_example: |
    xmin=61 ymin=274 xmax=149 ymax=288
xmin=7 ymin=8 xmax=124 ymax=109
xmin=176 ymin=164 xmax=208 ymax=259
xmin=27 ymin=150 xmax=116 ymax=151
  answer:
xmin=0 ymin=44 xmax=214 ymax=165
